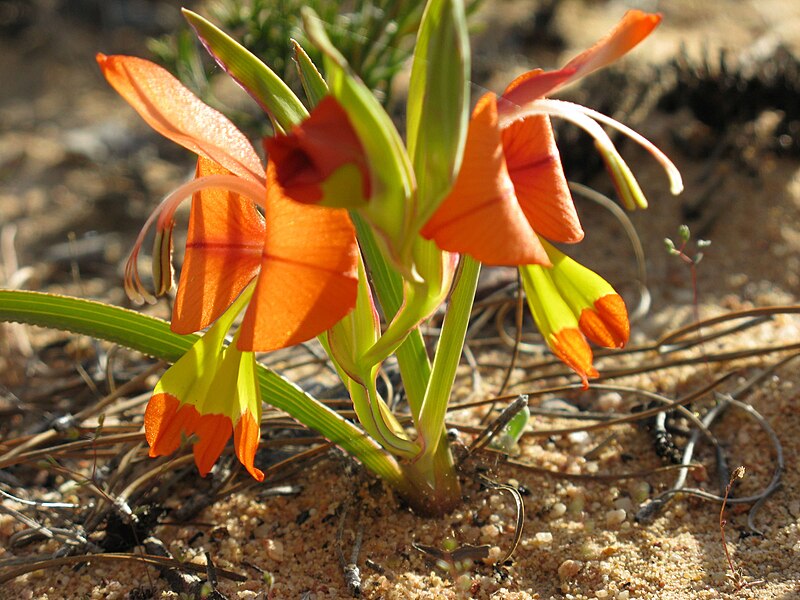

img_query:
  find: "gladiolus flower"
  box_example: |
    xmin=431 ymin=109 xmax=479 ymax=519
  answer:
xmin=99 ymin=53 xmax=361 ymax=479
xmin=144 ymin=288 xmax=264 ymax=480
xmin=265 ymin=96 xmax=371 ymax=208
xmin=423 ymin=10 xmax=682 ymax=266
xmin=97 ymin=54 xmax=359 ymax=352
xmin=520 ymin=242 xmax=630 ymax=386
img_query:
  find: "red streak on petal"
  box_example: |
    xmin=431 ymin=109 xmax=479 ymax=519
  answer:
xmin=172 ymin=158 xmax=264 ymax=334
xmin=421 ymin=93 xmax=549 ymax=266
xmin=237 ymin=162 xmax=359 ymax=352
xmin=234 ymin=411 xmax=264 ymax=482
xmin=502 ymin=115 xmax=583 ymax=243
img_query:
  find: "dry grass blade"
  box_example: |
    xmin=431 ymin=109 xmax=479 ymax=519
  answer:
xmin=0 ymin=552 xmax=247 ymax=585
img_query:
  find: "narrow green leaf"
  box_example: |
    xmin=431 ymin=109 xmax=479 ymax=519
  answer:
xmin=351 ymin=214 xmax=431 ymax=420
xmin=407 ymin=0 xmax=470 ymax=227
xmin=0 ymin=290 xmax=403 ymax=484
xmin=291 ymin=39 xmax=328 ymax=108
xmin=183 ymin=9 xmax=308 ymax=132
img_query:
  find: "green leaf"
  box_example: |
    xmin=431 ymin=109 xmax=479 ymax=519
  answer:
xmin=183 ymin=9 xmax=308 ymax=133
xmin=488 ymin=405 xmax=531 ymax=453
xmin=351 ymin=213 xmax=431 ymax=420
xmin=0 ymin=290 xmax=404 ymax=485
xmin=291 ymin=39 xmax=328 ymax=108
xmin=407 ymin=0 xmax=470 ymax=227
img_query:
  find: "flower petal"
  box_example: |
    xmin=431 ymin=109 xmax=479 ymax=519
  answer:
xmin=191 ymin=412 xmax=233 ymax=476
xmin=421 ymin=93 xmax=550 ymax=266
xmin=520 ymin=263 xmax=598 ymax=387
xmin=579 ymin=294 xmax=629 ymax=349
xmin=172 ymin=158 xmax=265 ymax=334
xmin=542 ymin=240 xmax=630 ymax=348
xmin=237 ymin=162 xmax=359 ymax=351
xmin=549 ymin=328 xmax=599 ymax=387
xmin=502 ymin=115 xmax=583 ymax=243
xmin=145 ymin=393 xmax=196 ymax=457
xmin=96 ymin=53 xmax=264 ymax=184
xmin=500 ymin=68 xmax=576 ymax=113
xmin=234 ymin=410 xmax=264 ymax=481
xmin=499 ymin=11 xmax=661 ymax=115
xmin=561 ymin=10 xmax=662 ymax=83
xmin=265 ymin=96 xmax=370 ymax=208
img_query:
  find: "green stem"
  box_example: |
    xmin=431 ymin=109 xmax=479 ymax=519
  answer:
xmin=416 ymin=255 xmax=480 ymax=459
xmin=351 ymin=213 xmax=430 ymax=419
xmin=0 ymin=290 xmax=405 ymax=487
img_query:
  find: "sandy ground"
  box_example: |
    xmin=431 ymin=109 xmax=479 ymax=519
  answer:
xmin=2 ymin=1 xmax=800 ymax=598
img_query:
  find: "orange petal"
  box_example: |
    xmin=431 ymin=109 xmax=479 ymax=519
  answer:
xmin=550 ymin=328 xmax=599 ymax=389
xmin=172 ymin=158 xmax=265 ymax=334
xmin=501 ymin=68 xmax=576 ymax=112
xmin=191 ymin=412 xmax=233 ymax=477
xmin=421 ymin=93 xmax=550 ymax=266
xmin=145 ymin=393 xmax=195 ymax=457
xmin=265 ymin=96 xmax=369 ymax=207
xmin=500 ymin=11 xmax=661 ymax=110
xmin=579 ymin=294 xmax=629 ymax=348
xmin=96 ymin=54 xmax=264 ymax=184
xmin=561 ymin=11 xmax=662 ymax=83
xmin=236 ymin=162 xmax=359 ymax=351
xmin=502 ymin=115 xmax=583 ymax=243
xmin=234 ymin=410 xmax=264 ymax=482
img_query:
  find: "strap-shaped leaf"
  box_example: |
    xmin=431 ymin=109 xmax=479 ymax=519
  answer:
xmin=183 ymin=9 xmax=308 ymax=132
xmin=0 ymin=290 xmax=404 ymax=485
xmin=407 ymin=0 xmax=470 ymax=227
xmin=291 ymin=39 xmax=328 ymax=109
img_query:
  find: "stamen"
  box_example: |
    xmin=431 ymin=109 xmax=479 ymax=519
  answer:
xmin=499 ymin=100 xmax=652 ymax=210
xmin=548 ymin=99 xmax=684 ymax=195
xmin=124 ymin=174 xmax=267 ymax=304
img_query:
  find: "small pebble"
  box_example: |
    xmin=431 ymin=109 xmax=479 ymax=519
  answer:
xmin=613 ymin=497 xmax=635 ymax=515
xmin=481 ymin=524 xmax=499 ymax=539
xmin=265 ymin=539 xmax=284 ymax=562
xmin=549 ymin=502 xmax=567 ymax=519
xmin=606 ymin=508 xmax=627 ymax=528
xmin=557 ymin=559 xmax=583 ymax=580
xmin=568 ymin=431 xmax=590 ymax=447
xmin=533 ymin=532 xmax=554 ymax=546
xmin=487 ymin=545 xmax=503 ymax=563
xmin=628 ymin=481 xmax=651 ymax=504
xmin=597 ymin=392 xmax=622 ymax=411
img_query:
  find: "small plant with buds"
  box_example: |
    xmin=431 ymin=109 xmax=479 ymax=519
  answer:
xmin=0 ymin=2 xmax=681 ymax=515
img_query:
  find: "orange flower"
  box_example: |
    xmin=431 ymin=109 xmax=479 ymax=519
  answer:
xmin=422 ymin=10 xmax=680 ymax=266
xmin=97 ymin=54 xmax=359 ymax=352
xmin=98 ymin=54 xmax=360 ymax=478
xmin=521 ymin=241 xmax=630 ymax=386
xmin=144 ymin=289 xmax=264 ymax=480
